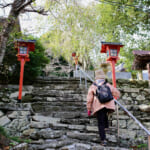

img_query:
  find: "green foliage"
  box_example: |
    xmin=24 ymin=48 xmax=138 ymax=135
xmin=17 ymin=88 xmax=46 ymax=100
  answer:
xmin=40 ymin=0 xmax=150 ymax=71
xmin=40 ymin=2 xmax=98 ymax=69
xmin=137 ymin=143 xmax=147 ymax=148
xmin=58 ymin=56 xmax=68 ymax=65
xmin=95 ymin=0 xmax=150 ymax=71
xmin=10 ymin=136 xmax=31 ymax=143
xmin=0 ymin=126 xmax=8 ymax=137
xmin=0 ymin=35 xmax=49 ymax=84
xmin=0 ymin=126 xmax=31 ymax=148
xmin=23 ymin=37 xmax=49 ymax=82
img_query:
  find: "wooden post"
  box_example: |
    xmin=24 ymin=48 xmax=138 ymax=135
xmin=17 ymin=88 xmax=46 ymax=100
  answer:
xmin=138 ymin=70 xmax=143 ymax=80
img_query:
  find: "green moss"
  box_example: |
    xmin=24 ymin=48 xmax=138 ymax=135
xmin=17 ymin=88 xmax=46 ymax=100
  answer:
xmin=10 ymin=136 xmax=31 ymax=143
xmin=22 ymin=94 xmax=33 ymax=103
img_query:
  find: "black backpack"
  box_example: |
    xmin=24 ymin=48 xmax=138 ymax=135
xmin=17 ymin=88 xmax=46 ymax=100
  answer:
xmin=93 ymin=81 xmax=113 ymax=103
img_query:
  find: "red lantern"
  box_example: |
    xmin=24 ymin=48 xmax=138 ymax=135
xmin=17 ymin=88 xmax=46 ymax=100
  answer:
xmin=101 ymin=42 xmax=123 ymax=63
xmin=15 ymin=39 xmax=35 ymax=61
xmin=100 ymin=42 xmax=124 ymax=88
xmin=14 ymin=39 xmax=35 ymax=102
xmin=72 ymin=52 xmax=76 ymax=57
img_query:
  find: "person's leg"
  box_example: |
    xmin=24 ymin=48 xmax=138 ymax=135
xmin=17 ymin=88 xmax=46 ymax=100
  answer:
xmin=104 ymin=109 xmax=109 ymax=129
xmin=97 ymin=108 xmax=107 ymax=141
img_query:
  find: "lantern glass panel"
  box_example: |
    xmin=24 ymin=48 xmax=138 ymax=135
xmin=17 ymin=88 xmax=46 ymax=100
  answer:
xmin=19 ymin=46 xmax=27 ymax=54
xmin=110 ymin=49 xmax=117 ymax=56
xmin=107 ymin=50 xmax=109 ymax=57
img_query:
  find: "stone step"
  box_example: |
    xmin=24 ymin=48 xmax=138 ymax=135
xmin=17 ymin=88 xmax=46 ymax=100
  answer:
xmin=34 ymin=78 xmax=81 ymax=85
xmin=23 ymin=95 xmax=86 ymax=103
xmin=32 ymin=89 xmax=86 ymax=94
xmin=33 ymin=84 xmax=81 ymax=90
xmin=29 ymin=121 xmax=118 ymax=147
xmin=35 ymin=77 xmax=81 ymax=82
xmin=31 ymin=104 xmax=87 ymax=116
xmin=52 ymin=111 xmax=88 ymax=119
xmin=61 ymin=143 xmax=130 ymax=150
xmin=28 ymin=140 xmax=130 ymax=150
xmin=29 ymin=115 xmax=132 ymax=149
xmin=59 ymin=118 xmax=113 ymax=127
xmin=33 ymin=101 xmax=86 ymax=106
xmin=32 ymin=114 xmax=147 ymax=148
xmin=28 ymin=135 xmax=130 ymax=150
xmin=31 ymin=114 xmax=117 ymax=134
xmin=32 ymin=92 xmax=86 ymax=98
xmin=33 ymin=105 xmax=86 ymax=113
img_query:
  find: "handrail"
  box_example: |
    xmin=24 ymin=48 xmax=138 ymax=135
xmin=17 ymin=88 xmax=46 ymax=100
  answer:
xmin=79 ymin=68 xmax=94 ymax=82
xmin=77 ymin=66 xmax=150 ymax=149
xmin=114 ymin=98 xmax=150 ymax=135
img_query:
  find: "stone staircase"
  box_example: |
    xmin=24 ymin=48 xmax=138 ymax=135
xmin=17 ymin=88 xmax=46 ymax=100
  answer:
xmin=21 ymin=77 xmax=132 ymax=150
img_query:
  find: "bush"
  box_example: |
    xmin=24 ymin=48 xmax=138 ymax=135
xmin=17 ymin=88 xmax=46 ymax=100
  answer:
xmin=0 ymin=35 xmax=49 ymax=84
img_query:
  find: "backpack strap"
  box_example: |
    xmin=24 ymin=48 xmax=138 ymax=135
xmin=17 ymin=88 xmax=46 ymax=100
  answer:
xmin=93 ymin=82 xmax=98 ymax=87
xmin=93 ymin=79 xmax=107 ymax=87
xmin=103 ymin=80 xmax=107 ymax=85
xmin=93 ymin=82 xmax=98 ymax=97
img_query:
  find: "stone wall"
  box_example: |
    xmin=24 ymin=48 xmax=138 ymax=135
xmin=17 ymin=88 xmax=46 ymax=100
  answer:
xmin=0 ymin=78 xmax=150 ymax=149
xmin=111 ymin=79 xmax=150 ymax=148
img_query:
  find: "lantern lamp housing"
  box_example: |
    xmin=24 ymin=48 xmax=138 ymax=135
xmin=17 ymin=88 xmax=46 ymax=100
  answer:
xmin=15 ymin=39 xmax=35 ymax=61
xmin=72 ymin=52 xmax=76 ymax=57
xmin=101 ymin=42 xmax=123 ymax=62
xmin=15 ymin=39 xmax=35 ymax=56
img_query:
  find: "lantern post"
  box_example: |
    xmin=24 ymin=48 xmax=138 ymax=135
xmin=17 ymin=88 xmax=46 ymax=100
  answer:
xmin=72 ymin=52 xmax=79 ymax=77
xmin=14 ymin=39 xmax=35 ymax=102
xmin=100 ymin=42 xmax=124 ymax=141
xmin=100 ymin=42 xmax=124 ymax=88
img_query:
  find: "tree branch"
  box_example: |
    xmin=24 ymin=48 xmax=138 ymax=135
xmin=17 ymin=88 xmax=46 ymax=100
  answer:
xmin=22 ymin=8 xmax=48 ymax=15
xmin=0 ymin=3 xmax=12 ymax=8
xmin=17 ymin=0 xmax=35 ymax=12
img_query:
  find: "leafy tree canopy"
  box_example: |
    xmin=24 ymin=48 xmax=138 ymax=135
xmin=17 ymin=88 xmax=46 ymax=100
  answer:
xmin=95 ymin=0 xmax=150 ymax=71
xmin=40 ymin=0 xmax=150 ymax=72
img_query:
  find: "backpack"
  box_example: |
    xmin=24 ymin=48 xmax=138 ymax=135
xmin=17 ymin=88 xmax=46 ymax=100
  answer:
xmin=93 ymin=81 xmax=113 ymax=103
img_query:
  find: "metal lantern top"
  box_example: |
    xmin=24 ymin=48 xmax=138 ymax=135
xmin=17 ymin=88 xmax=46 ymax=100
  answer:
xmin=101 ymin=42 xmax=123 ymax=62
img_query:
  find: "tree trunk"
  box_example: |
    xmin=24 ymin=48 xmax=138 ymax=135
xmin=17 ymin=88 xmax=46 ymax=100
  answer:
xmin=0 ymin=0 xmax=46 ymax=65
xmin=0 ymin=9 xmax=19 ymax=64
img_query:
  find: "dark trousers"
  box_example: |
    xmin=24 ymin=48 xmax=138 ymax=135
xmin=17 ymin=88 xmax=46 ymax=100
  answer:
xmin=97 ymin=108 xmax=109 ymax=141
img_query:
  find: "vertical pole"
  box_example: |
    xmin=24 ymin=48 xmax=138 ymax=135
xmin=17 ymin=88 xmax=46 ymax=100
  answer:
xmin=138 ymin=70 xmax=143 ymax=80
xmin=111 ymin=60 xmax=119 ymax=141
xmin=111 ymin=60 xmax=116 ymax=88
xmin=85 ymin=75 xmax=87 ymax=89
xmin=75 ymin=64 xmax=77 ymax=77
xmin=148 ymin=135 xmax=150 ymax=150
xmin=18 ymin=58 xmax=25 ymax=102
xmin=80 ymin=69 xmax=82 ymax=85
xmin=147 ymin=63 xmax=150 ymax=87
